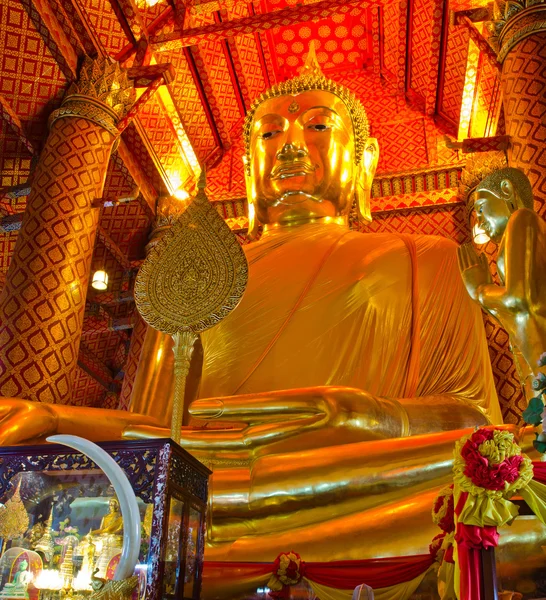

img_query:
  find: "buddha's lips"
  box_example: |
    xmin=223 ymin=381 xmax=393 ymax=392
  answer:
xmin=271 ymin=162 xmax=316 ymax=179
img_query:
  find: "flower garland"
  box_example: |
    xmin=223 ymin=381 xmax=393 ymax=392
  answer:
xmin=432 ymin=485 xmax=454 ymax=533
xmin=267 ymin=551 xmax=303 ymax=598
xmin=453 ymin=428 xmax=533 ymax=498
xmin=429 ymin=533 xmax=445 ymax=557
xmin=447 ymin=428 xmax=546 ymax=600
xmin=431 ymin=485 xmax=455 ymax=568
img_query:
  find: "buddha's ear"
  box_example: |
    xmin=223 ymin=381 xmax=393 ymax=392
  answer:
xmin=243 ymin=157 xmax=260 ymax=240
xmin=355 ymin=138 xmax=379 ymax=223
xmin=500 ymin=178 xmax=517 ymax=211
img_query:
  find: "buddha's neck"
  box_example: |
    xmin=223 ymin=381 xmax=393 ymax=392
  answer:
xmin=262 ymin=215 xmax=349 ymax=237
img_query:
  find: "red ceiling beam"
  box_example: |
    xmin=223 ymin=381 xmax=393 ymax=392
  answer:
xmin=151 ymin=0 xmax=377 ymax=50
xmin=55 ymin=0 xmax=106 ymax=55
xmin=0 ymin=96 xmax=37 ymax=157
xmin=371 ymin=7 xmax=381 ymax=75
xmin=108 ymin=0 xmax=139 ymax=45
xmin=248 ymin=2 xmax=274 ymax=89
xmin=183 ymin=46 xmax=230 ymax=151
xmin=78 ymin=344 xmax=121 ymax=392
xmin=396 ymin=0 xmax=409 ymax=91
xmin=217 ymin=11 xmax=251 ymax=116
xmin=115 ymin=6 xmax=174 ymax=63
xmin=117 ymin=65 xmax=176 ymax=133
xmin=97 ymin=225 xmax=133 ymax=271
xmin=115 ymin=141 xmax=158 ymax=212
xmin=45 ymin=0 xmax=86 ymax=57
xmin=458 ymin=16 xmax=501 ymax=73
xmin=19 ymin=0 xmax=78 ymax=80
xmin=171 ymin=0 xmax=188 ymax=30
xmin=424 ymin=0 xmax=445 ymax=116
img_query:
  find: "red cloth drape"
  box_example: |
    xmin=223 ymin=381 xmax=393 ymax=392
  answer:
xmin=204 ymin=553 xmax=435 ymax=590
xmin=533 ymin=461 xmax=546 ymax=485
xmin=301 ymin=555 xmax=435 ymax=589
xmin=454 ymin=492 xmax=499 ymax=600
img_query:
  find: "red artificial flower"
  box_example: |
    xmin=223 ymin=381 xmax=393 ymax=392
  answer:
xmin=439 ymin=501 xmax=455 ymax=533
xmin=429 ymin=533 xmax=445 ymax=557
xmin=285 ymin=563 xmax=298 ymax=579
xmin=494 ymin=455 xmax=523 ymax=483
xmin=471 ymin=429 xmax=494 ymax=445
xmin=462 ymin=433 xmax=524 ymax=491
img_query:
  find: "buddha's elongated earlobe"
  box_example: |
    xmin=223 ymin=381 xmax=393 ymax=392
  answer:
xmin=355 ymin=138 xmax=379 ymax=223
xmin=244 ymin=159 xmax=259 ymax=240
xmin=500 ymin=179 xmax=517 ymax=212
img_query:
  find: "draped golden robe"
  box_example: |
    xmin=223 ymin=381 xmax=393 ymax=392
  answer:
xmin=199 ymin=222 xmax=501 ymax=425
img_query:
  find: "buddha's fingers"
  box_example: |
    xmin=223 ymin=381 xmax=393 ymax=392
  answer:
xmin=180 ymin=414 xmax=326 ymax=454
xmin=189 ymin=389 xmax=332 ymax=423
xmin=480 ymin=251 xmax=491 ymax=273
xmin=123 ymin=424 xmax=170 ymax=440
xmin=123 ymin=423 xmax=249 ymax=455
xmin=458 ymin=242 xmax=477 ymax=270
xmin=457 ymin=243 xmax=470 ymax=271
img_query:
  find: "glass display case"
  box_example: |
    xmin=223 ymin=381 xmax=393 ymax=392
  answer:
xmin=0 ymin=439 xmax=210 ymax=600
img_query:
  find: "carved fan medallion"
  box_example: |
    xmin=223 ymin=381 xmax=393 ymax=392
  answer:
xmin=135 ymin=173 xmax=248 ymax=438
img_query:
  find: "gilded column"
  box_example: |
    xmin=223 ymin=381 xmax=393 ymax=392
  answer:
xmin=127 ymin=197 xmax=203 ymax=426
xmin=492 ymin=0 xmax=546 ymax=214
xmin=0 ymin=58 xmax=134 ymax=403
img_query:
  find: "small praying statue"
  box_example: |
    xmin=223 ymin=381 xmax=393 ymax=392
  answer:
xmin=458 ymin=167 xmax=546 ymax=381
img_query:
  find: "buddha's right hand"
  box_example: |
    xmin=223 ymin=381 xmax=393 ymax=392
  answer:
xmin=127 ymin=387 xmax=407 ymax=458
xmin=125 ymin=386 xmax=391 ymax=455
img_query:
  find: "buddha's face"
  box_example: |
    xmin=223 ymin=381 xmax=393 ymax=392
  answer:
xmin=109 ymin=498 xmax=119 ymax=512
xmin=249 ymin=90 xmax=357 ymax=226
xmin=473 ymin=189 xmax=512 ymax=243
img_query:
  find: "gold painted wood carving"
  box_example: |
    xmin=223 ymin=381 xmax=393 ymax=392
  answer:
xmin=0 ymin=479 xmax=29 ymax=553
xmin=135 ymin=171 xmax=248 ymax=439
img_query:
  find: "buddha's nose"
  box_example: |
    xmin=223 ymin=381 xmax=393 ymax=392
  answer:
xmin=276 ymin=142 xmax=307 ymax=162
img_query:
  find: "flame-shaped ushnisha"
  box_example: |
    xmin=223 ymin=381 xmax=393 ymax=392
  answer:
xmin=134 ymin=170 xmax=248 ymax=439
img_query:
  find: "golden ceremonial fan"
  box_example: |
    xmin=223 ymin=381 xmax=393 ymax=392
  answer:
xmin=135 ymin=171 xmax=248 ymax=440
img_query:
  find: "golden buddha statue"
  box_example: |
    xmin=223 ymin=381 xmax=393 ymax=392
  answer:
xmin=0 ymin=48 xmax=508 ymax=598
xmin=92 ymin=498 xmax=123 ymax=537
xmin=123 ymin=49 xmax=504 ymax=589
xmin=457 ymin=166 xmax=546 ymax=379
xmin=92 ymin=498 xmax=124 ymax=578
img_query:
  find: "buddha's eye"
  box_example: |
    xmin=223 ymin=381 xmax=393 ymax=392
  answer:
xmin=307 ymin=123 xmax=330 ymax=132
xmin=260 ymin=130 xmax=281 ymax=140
